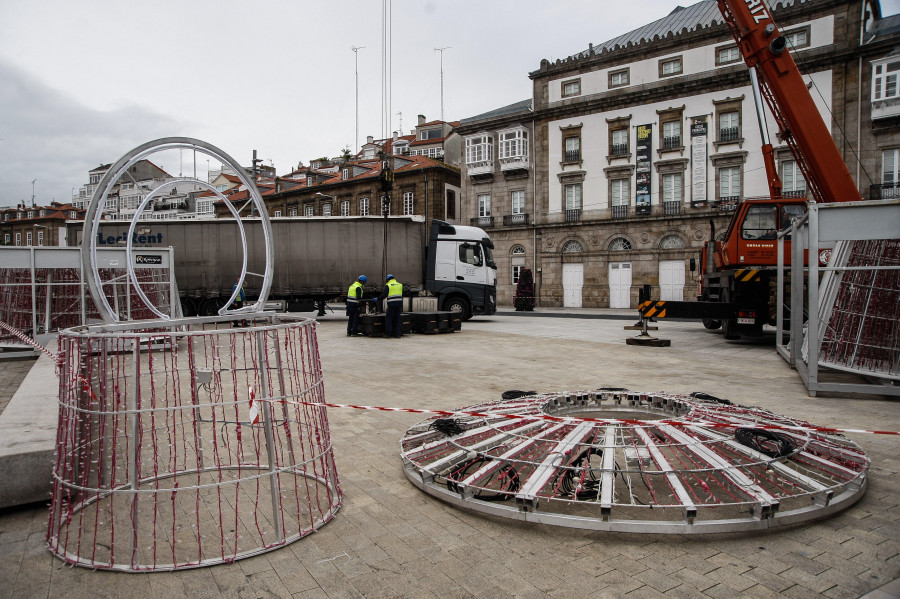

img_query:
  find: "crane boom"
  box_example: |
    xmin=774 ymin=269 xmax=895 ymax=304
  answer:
xmin=717 ymin=0 xmax=861 ymax=203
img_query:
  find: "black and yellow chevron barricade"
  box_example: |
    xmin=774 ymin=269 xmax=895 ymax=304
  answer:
xmin=734 ymin=269 xmax=762 ymax=283
xmin=638 ymin=300 xmax=737 ymax=320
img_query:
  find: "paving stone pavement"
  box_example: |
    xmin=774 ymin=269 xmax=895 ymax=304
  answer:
xmin=0 ymin=309 xmax=897 ymax=599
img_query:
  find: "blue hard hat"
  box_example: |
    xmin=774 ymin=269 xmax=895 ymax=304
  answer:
xmin=358 ymin=275 xmax=367 ymax=283
xmin=386 ymin=274 xmax=394 ymax=280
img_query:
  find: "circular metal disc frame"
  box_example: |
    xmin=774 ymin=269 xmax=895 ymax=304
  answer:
xmin=81 ymin=137 xmax=274 ymax=322
xmin=400 ymin=389 xmax=870 ymax=534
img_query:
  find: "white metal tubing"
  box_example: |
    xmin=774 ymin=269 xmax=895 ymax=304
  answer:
xmin=82 ymin=137 xmax=274 ymax=323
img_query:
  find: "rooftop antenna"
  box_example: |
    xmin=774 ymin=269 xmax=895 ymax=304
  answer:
xmin=434 ymin=46 xmax=451 ymax=121
xmin=31 ymin=179 xmax=37 ymax=208
xmin=352 ymin=45 xmax=365 ymax=153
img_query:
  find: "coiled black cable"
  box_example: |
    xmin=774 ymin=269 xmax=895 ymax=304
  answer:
xmin=501 ymin=390 xmax=537 ymax=399
xmin=430 ymin=418 xmax=465 ymax=436
xmin=445 ymin=456 xmax=520 ymax=501
xmin=690 ymin=391 xmax=733 ymax=406
xmin=735 ymin=427 xmax=795 ymax=459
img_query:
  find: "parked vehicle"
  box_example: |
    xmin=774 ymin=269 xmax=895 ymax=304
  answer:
xmin=71 ymin=216 xmax=497 ymax=319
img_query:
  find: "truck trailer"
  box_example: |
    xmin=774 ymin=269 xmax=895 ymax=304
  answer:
xmin=69 ymin=216 xmax=497 ymax=319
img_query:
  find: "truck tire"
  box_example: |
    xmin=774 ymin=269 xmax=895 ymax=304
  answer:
xmin=721 ymin=289 xmax=740 ymax=340
xmin=702 ymin=318 xmax=722 ymax=330
xmin=443 ymin=296 xmax=471 ymax=321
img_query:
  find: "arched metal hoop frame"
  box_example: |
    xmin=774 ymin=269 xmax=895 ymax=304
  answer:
xmin=81 ymin=137 xmax=274 ymax=322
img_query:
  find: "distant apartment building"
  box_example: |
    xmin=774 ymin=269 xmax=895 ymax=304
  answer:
xmin=0 ymin=202 xmax=85 ymax=247
xmin=459 ymin=0 xmax=900 ymax=308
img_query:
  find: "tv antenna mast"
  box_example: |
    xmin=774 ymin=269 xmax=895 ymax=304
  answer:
xmin=352 ymin=45 xmax=365 ymax=153
xmin=434 ymin=46 xmax=451 ymax=121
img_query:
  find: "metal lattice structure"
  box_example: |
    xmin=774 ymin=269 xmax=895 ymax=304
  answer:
xmin=0 ymin=247 xmax=177 ymax=347
xmin=47 ymin=138 xmax=340 ymax=572
xmin=47 ymin=314 xmax=341 ymax=571
xmin=401 ymin=389 xmax=869 ymax=534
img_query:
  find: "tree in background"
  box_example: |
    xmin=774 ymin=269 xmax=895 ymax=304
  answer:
xmin=514 ymin=268 xmax=535 ymax=311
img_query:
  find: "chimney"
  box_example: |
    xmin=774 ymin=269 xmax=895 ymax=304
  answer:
xmin=393 ymin=131 xmax=399 ymax=141
xmin=367 ymin=135 xmax=374 ymax=144
xmin=418 ymin=114 xmax=426 ymax=125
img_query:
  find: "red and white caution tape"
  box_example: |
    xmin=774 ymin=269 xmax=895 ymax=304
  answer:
xmin=280 ymin=399 xmax=900 ymax=437
xmin=0 ymin=321 xmax=55 ymax=359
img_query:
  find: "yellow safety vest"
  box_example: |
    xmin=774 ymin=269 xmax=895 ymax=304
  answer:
xmin=386 ymin=279 xmax=403 ymax=304
xmin=347 ymin=281 xmax=363 ymax=304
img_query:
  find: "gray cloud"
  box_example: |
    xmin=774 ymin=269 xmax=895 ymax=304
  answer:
xmin=0 ymin=59 xmax=184 ymax=207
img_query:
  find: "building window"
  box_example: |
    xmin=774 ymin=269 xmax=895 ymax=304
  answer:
xmin=561 ymin=78 xmax=581 ymax=97
xmin=341 ymin=200 xmax=350 ymax=216
xmin=446 ymin=190 xmax=456 ymax=220
xmin=663 ymin=172 xmax=684 ymax=204
xmin=274 ymin=210 xmax=282 ymax=217
xmin=402 ymin=191 xmax=414 ymax=215
xmin=611 ymin=128 xmax=628 ymax=156
xmin=380 ymin=196 xmax=391 ymax=216
xmin=70 ymin=211 xmax=77 ymax=219
xmin=659 ymin=56 xmax=682 ymax=77
xmin=565 ymin=184 xmax=582 ymax=210
xmin=718 ymin=166 xmax=741 ymax=200
xmin=782 ymin=160 xmax=807 ymax=195
xmin=420 ymin=128 xmax=442 ymax=140
xmin=609 ymin=68 xmax=629 ymax=88
xmin=608 ymin=237 xmax=632 ymax=251
xmin=662 ymin=120 xmax=682 ymax=149
xmin=719 ymin=111 xmax=740 ymax=142
xmin=511 ymin=190 xmax=525 ymax=214
xmin=342 ymin=169 xmax=349 ymax=180
xmin=478 ymin=194 xmax=491 ymax=217
xmin=465 ymin=135 xmax=493 ymax=165
xmin=782 ymin=27 xmax=810 ymax=51
xmin=360 ymin=197 xmax=369 ymax=216
xmin=16 ymin=233 xmax=22 ymax=246
xmin=874 ymin=62 xmax=900 ymax=101
xmin=289 ymin=207 xmax=298 ymax=217
xmin=499 ymin=129 xmax=528 ymax=161
xmin=716 ymin=45 xmax=741 ymax=66
xmin=26 ymin=231 xmax=32 ymax=245
xmin=305 ymin=205 xmax=314 ymax=217
xmin=611 ymin=178 xmax=630 ymax=215
xmin=564 ymin=135 xmax=581 ymax=163
xmin=322 ymin=204 xmax=332 ymax=216
xmin=562 ymin=240 xmax=583 ymax=253
xmin=4 ymin=233 xmax=9 ymax=244
xmin=659 ymin=234 xmax=685 ymax=249
xmin=512 ymin=265 xmax=523 ymax=285
xmin=37 ymin=231 xmax=44 ymax=246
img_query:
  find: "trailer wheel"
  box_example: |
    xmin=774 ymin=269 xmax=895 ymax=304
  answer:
xmin=702 ymin=318 xmax=722 ymax=330
xmin=443 ymin=296 xmax=471 ymax=321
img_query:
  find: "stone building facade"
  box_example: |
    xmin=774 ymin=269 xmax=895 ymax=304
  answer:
xmin=458 ymin=0 xmax=899 ymax=309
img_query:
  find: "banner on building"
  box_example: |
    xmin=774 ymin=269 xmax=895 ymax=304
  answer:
xmin=635 ymin=124 xmax=652 ymax=215
xmin=691 ymin=120 xmax=708 ymax=207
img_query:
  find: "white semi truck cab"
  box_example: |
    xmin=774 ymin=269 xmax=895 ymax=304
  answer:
xmin=426 ymin=220 xmax=497 ymax=320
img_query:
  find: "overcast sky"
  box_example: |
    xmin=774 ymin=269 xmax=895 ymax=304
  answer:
xmin=2 ymin=0 xmax=899 ymax=208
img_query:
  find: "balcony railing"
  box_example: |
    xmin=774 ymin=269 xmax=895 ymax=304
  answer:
xmin=719 ymin=127 xmax=740 ymax=142
xmin=662 ymin=135 xmax=681 ymax=149
xmin=870 ymin=183 xmax=900 ymax=200
xmin=470 ymin=216 xmax=495 ymax=227
xmin=717 ymin=196 xmax=741 ymax=211
xmin=500 ymin=155 xmax=529 ymax=171
xmin=611 ymin=205 xmax=628 ymax=219
xmin=564 ymin=150 xmax=581 ymax=163
xmin=611 ymin=143 xmax=628 ymax=156
xmin=466 ymin=160 xmax=494 ymax=176
xmin=565 ymin=208 xmax=581 ymax=222
xmin=503 ymin=213 xmax=529 ymax=226
xmin=663 ymin=201 xmax=682 ymax=215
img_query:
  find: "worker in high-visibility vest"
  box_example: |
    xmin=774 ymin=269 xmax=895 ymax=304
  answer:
xmin=346 ymin=275 xmax=367 ymax=336
xmin=376 ymin=274 xmax=403 ymax=337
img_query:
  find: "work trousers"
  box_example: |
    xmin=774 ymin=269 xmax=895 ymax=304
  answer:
xmin=346 ymin=304 xmax=361 ymax=335
xmin=385 ymin=302 xmax=402 ymax=337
